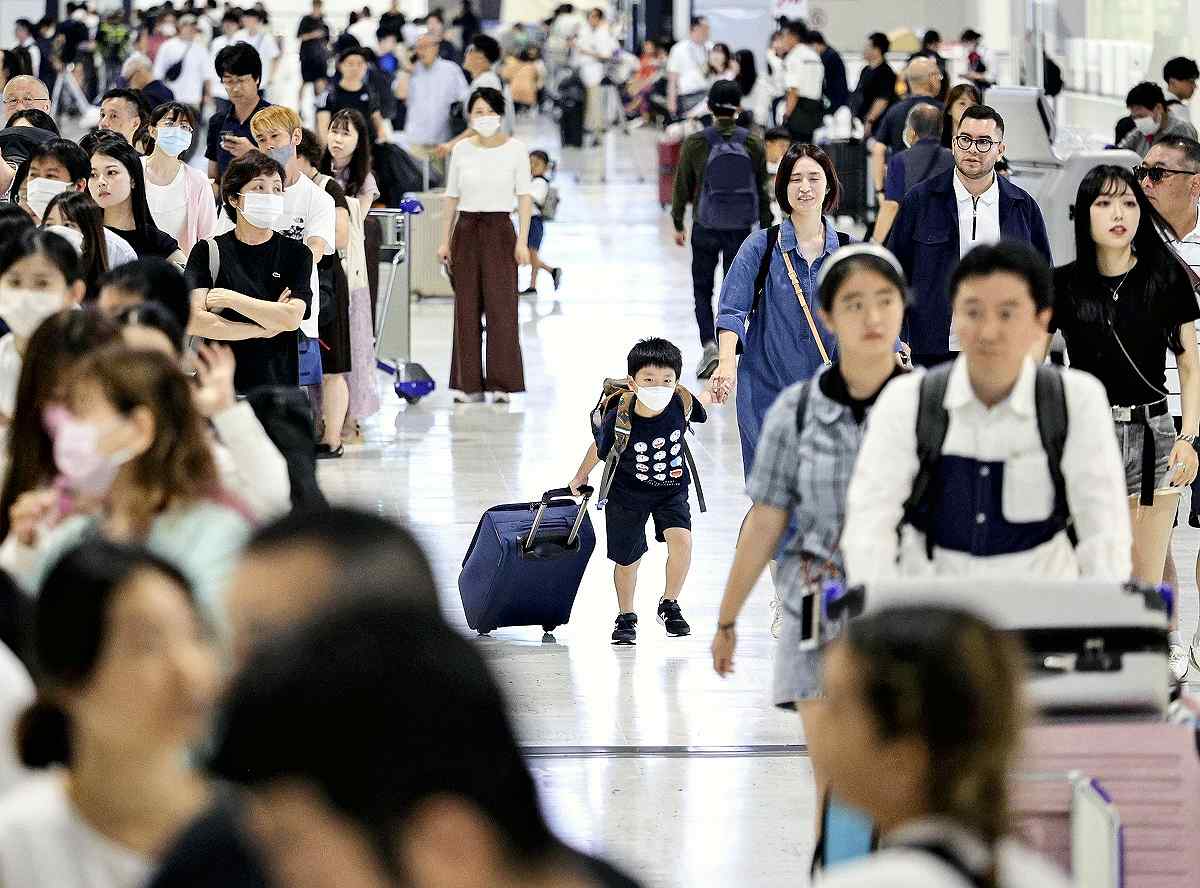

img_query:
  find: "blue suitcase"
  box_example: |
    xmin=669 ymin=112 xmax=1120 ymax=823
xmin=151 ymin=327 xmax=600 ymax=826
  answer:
xmin=459 ymin=486 xmax=596 ymax=634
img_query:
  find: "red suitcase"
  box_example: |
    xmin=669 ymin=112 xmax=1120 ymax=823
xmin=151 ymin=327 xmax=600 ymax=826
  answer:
xmin=658 ymin=138 xmax=681 ymax=208
xmin=1013 ymin=720 xmax=1200 ymax=887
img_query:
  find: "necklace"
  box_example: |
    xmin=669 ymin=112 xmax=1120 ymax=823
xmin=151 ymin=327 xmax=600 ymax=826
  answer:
xmin=1106 ymin=266 xmax=1133 ymax=302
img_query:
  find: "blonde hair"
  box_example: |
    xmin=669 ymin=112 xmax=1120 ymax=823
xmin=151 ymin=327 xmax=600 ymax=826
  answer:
xmin=250 ymin=106 xmax=302 ymax=141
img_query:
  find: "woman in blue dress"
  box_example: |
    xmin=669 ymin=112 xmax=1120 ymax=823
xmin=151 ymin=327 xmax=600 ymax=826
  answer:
xmin=710 ymin=143 xmax=850 ymax=636
xmin=711 ymin=142 xmax=849 ymax=474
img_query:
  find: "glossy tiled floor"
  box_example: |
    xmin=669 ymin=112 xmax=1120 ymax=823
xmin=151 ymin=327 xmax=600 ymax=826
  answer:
xmin=316 ymin=117 xmax=1200 ymax=888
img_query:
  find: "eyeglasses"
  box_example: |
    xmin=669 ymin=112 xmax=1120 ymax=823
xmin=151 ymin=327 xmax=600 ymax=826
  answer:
xmin=2 ymin=96 xmax=48 ymax=108
xmin=955 ymin=134 xmax=998 ymax=153
xmin=1133 ymin=164 xmax=1198 ymax=184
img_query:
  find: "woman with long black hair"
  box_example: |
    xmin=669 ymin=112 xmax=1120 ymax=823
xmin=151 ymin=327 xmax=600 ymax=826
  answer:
xmin=1049 ymin=165 xmax=1200 ymax=601
xmin=87 ymin=139 xmax=185 ymax=266
xmin=41 ymin=191 xmax=109 ymax=301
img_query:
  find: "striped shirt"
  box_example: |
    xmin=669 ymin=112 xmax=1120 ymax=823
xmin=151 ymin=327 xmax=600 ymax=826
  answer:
xmin=1162 ymin=215 xmax=1200 ymax=416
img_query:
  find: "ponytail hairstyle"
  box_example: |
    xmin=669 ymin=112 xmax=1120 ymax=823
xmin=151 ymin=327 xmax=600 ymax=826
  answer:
xmin=17 ymin=540 xmax=194 ymax=769
xmin=844 ymin=605 xmax=1024 ymax=875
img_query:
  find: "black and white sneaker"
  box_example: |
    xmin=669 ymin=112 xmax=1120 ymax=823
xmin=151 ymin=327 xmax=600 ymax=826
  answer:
xmin=657 ymin=598 xmax=690 ymax=637
xmin=611 ymin=612 xmax=638 ymax=645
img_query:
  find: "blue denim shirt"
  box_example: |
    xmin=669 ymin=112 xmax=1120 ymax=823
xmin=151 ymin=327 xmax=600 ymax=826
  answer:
xmin=716 ymin=216 xmax=842 ymax=475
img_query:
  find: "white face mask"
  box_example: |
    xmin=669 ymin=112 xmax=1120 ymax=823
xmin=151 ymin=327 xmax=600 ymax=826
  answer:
xmin=635 ymin=384 xmax=675 ymax=413
xmin=0 ymin=287 xmax=65 ymax=338
xmin=1134 ymin=115 xmax=1159 ymax=136
xmin=43 ymin=225 xmax=85 ymax=257
xmin=26 ymin=178 xmax=70 ymax=220
xmin=155 ymin=125 xmax=192 ymax=157
xmin=473 ymin=115 xmax=502 ymax=137
xmin=767 ymin=160 xmax=780 ymax=175
xmin=239 ymin=192 xmax=285 ymax=229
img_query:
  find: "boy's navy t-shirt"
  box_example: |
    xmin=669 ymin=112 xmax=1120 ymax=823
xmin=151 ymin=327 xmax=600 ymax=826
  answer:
xmin=595 ymin=394 xmax=707 ymax=509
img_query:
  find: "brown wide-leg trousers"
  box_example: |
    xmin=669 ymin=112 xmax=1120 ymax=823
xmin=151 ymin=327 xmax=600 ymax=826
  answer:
xmin=449 ymin=212 xmax=526 ymax=394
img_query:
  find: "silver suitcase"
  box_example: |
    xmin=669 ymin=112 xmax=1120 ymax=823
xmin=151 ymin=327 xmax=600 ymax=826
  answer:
xmin=406 ymin=190 xmax=454 ymax=299
xmin=829 ymin=580 xmax=1170 ymax=716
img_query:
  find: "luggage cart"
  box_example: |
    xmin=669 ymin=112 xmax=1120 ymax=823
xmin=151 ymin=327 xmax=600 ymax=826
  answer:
xmin=369 ymin=206 xmax=435 ymax=405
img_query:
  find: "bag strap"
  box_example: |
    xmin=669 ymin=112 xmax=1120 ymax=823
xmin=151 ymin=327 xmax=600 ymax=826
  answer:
xmin=780 ymin=249 xmax=832 ymax=366
xmin=1034 ymin=365 xmax=1077 ymax=547
xmin=205 ymin=237 xmax=220 ymax=286
xmin=902 ymin=363 xmax=954 ymax=559
xmin=749 ymin=224 xmax=781 ymax=319
xmin=835 ymin=229 xmax=851 ymax=248
xmin=596 ymin=390 xmax=636 ymax=509
xmin=673 ymin=385 xmax=706 ymax=513
xmin=794 ymin=375 xmax=816 ymax=435
xmin=901 ymin=842 xmax=990 ymax=888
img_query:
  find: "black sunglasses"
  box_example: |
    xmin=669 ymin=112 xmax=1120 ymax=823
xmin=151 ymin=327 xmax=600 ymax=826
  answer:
xmin=1133 ymin=164 xmax=1198 ymax=184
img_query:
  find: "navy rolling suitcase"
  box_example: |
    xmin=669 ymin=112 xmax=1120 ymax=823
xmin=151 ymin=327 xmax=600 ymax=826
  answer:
xmin=459 ymin=486 xmax=596 ymax=634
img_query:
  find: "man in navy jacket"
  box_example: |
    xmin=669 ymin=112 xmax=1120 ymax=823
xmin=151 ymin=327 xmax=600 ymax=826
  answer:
xmin=887 ymin=104 xmax=1051 ymax=366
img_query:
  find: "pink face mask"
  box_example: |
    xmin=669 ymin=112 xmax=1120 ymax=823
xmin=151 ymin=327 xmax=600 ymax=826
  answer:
xmin=44 ymin=405 xmax=138 ymax=497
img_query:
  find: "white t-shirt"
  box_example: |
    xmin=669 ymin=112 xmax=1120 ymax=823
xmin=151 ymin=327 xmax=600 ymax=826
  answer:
xmin=529 ymin=176 xmax=549 ymax=211
xmin=0 ymin=772 xmax=153 ymax=888
xmin=347 ymin=17 xmax=379 ymax=51
xmin=785 ymin=43 xmax=824 ymax=100
xmin=667 ymin=39 xmax=709 ymax=96
xmin=816 ymin=838 xmax=1072 ymax=888
xmin=208 ymin=33 xmax=235 ymax=100
xmin=142 ymin=159 xmax=189 ymax=248
xmin=0 ymin=642 xmax=33 ymax=795
xmin=234 ymin=29 xmax=279 ymax=72
xmin=152 ymin=36 xmax=211 ymax=106
xmin=446 ymin=137 xmax=532 ymax=213
xmin=0 ymin=335 xmax=21 ymax=419
xmin=214 ymin=173 xmax=335 ymax=338
xmin=468 ymin=70 xmax=504 ymax=94
xmin=578 ymin=23 xmax=617 ymax=88
xmin=104 ymin=229 xmax=138 ymax=269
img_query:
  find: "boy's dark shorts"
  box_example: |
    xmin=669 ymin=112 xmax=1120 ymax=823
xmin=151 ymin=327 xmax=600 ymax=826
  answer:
xmin=604 ymin=490 xmax=691 ymax=566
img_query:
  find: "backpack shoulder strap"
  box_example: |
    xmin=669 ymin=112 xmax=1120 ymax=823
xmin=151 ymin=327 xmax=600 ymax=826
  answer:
xmin=670 ymin=385 xmax=707 ymax=513
xmin=750 ymin=224 xmax=781 ymax=319
xmin=674 ymin=385 xmax=695 ymax=420
xmin=794 ymin=375 xmax=816 ymax=435
xmin=902 ymin=364 xmax=954 ymax=555
xmin=700 ymin=126 xmax=721 ymax=148
xmin=731 ymin=126 xmax=750 ymax=145
xmin=596 ymin=391 xmax=636 ymax=509
xmin=205 ymin=237 xmax=220 ymax=286
xmin=1034 ymin=365 xmax=1076 ymax=546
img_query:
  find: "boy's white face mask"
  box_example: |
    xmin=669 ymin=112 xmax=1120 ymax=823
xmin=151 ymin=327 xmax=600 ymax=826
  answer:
xmin=634 ymin=384 xmax=674 ymax=413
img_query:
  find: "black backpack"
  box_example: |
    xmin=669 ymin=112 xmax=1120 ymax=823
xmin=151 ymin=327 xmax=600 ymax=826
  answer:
xmin=244 ymin=386 xmax=328 ymax=511
xmin=902 ymin=362 xmax=1074 ymax=557
xmin=372 ymin=142 xmax=441 ymax=205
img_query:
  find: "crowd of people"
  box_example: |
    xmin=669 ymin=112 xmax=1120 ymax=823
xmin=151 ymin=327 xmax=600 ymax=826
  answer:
xmin=0 ymin=3 xmax=1194 ymax=887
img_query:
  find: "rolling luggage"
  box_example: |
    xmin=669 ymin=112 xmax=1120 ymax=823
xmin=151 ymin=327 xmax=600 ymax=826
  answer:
xmin=821 ymin=139 xmax=868 ymax=222
xmin=1014 ymin=720 xmax=1200 ymax=887
xmin=658 ymin=138 xmax=681 ymax=208
xmin=829 ymin=580 xmax=1171 ymax=716
xmin=558 ymin=73 xmax=586 ymax=148
xmin=459 ymin=486 xmax=596 ymax=635
xmin=404 ymin=190 xmax=454 ymax=299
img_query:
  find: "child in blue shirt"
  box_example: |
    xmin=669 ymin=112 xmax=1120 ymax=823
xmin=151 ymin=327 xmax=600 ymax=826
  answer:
xmin=571 ymin=338 xmax=710 ymax=644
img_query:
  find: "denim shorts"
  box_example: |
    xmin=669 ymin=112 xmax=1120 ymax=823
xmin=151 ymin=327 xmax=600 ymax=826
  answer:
xmin=1116 ymin=413 xmax=1175 ymax=498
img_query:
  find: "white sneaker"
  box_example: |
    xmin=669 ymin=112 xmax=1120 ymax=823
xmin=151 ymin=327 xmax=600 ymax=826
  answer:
xmin=1169 ymin=642 xmax=1190 ymax=684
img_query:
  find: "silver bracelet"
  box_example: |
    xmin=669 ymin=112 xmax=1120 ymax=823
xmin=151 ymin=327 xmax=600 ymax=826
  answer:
xmin=1178 ymin=433 xmax=1197 ymax=445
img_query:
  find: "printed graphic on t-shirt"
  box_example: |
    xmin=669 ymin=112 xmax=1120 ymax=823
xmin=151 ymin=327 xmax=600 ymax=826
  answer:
xmin=280 ymin=220 xmax=305 ymax=242
xmin=594 ymin=395 xmax=707 ymax=506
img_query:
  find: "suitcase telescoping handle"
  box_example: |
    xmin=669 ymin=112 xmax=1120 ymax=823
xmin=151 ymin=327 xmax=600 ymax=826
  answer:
xmin=525 ymin=486 xmax=594 ymax=553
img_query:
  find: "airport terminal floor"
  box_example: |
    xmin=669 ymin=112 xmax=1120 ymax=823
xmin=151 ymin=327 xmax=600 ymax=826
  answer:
xmin=316 ymin=116 xmax=1200 ymax=887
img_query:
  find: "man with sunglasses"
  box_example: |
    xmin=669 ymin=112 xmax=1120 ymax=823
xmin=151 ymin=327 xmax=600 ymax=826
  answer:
xmin=885 ymin=104 xmax=1051 ymax=367
xmin=1137 ymin=137 xmax=1200 ymax=651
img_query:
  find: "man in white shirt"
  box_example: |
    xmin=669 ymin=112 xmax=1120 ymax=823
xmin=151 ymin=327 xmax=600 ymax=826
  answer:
xmin=843 ymin=240 xmax=1131 ymax=583
xmin=208 ymin=10 xmax=242 ymax=102
xmin=433 ymin=34 xmax=512 ymax=158
xmin=236 ymin=8 xmax=280 ymax=91
xmin=347 ymin=9 xmax=380 ymax=51
xmin=1138 ymin=135 xmax=1200 ymax=671
xmin=153 ymin=15 xmax=210 ymax=142
xmin=666 ymin=16 xmax=710 ymax=119
xmin=779 ymin=20 xmax=824 ymax=141
xmin=577 ymin=8 xmax=617 ymax=141
xmin=397 ymin=33 xmax=469 ymax=172
xmin=220 ymin=106 xmax=335 ymax=343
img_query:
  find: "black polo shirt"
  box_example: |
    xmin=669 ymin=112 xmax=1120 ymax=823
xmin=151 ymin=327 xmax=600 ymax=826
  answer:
xmin=852 ymin=61 xmax=897 ymax=122
xmin=206 ymin=97 xmax=272 ymax=177
xmin=318 ymin=82 xmax=380 ymax=122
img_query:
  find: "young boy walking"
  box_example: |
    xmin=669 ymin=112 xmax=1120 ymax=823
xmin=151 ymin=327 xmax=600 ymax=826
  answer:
xmin=522 ymin=149 xmax=563 ymax=294
xmin=571 ymin=338 xmax=711 ymax=644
